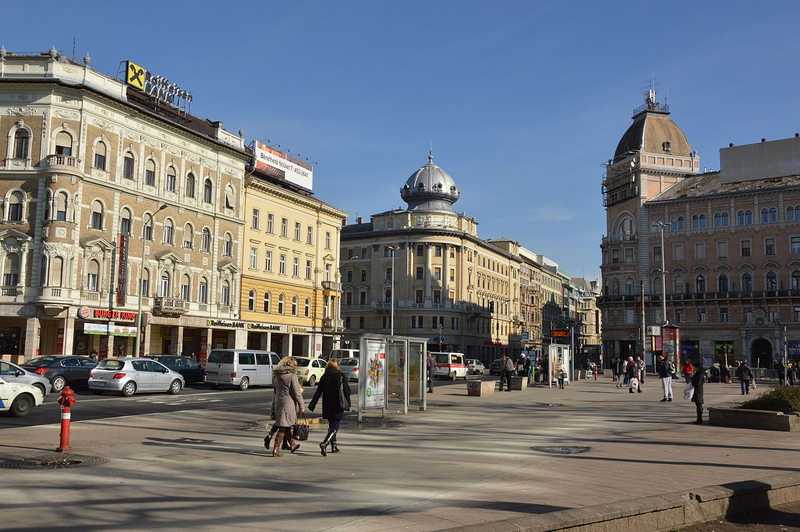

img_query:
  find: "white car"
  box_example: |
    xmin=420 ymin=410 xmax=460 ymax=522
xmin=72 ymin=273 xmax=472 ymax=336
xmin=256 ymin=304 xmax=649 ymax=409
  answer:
xmin=0 ymin=377 xmax=44 ymax=417
xmin=295 ymin=357 xmax=326 ymax=386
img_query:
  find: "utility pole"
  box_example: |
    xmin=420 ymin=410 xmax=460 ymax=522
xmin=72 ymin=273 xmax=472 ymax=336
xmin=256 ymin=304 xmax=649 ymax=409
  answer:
xmin=640 ymin=280 xmax=647 ymax=365
xmin=655 ymin=221 xmax=668 ymax=325
xmin=387 ymin=245 xmax=398 ymax=337
xmin=785 ymin=323 xmax=789 ymax=385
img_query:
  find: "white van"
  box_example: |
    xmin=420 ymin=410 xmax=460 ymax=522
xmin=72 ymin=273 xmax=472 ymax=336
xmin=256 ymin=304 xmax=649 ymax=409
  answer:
xmin=431 ymin=352 xmax=468 ymax=380
xmin=327 ymin=348 xmax=359 ymax=360
xmin=205 ymin=350 xmax=280 ymax=390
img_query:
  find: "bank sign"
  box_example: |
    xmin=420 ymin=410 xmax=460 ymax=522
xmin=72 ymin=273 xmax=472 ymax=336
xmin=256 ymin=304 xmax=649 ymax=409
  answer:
xmin=125 ymin=60 xmax=193 ymax=111
xmin=253 ymin=141 xmax=314 ymax=191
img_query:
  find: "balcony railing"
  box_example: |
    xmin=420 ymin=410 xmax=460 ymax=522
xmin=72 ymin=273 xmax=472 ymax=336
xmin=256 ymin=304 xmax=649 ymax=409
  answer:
xmin=322 ymin=318 xmax=344 ymax=331
xmin=153 ymin=297 xmax=190 ymax=316
xmin=40 ymin=154 xmax=82 ymax=171
xmin=0 ymin=287 xmax=19 ymax=297
xmin=322 ymin=280 xmax=342 ymax=292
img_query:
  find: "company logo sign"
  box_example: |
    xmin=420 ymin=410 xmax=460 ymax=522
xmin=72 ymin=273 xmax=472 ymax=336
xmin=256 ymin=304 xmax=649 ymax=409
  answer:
xmin=125 ymin=60 xmax=193 ymax=111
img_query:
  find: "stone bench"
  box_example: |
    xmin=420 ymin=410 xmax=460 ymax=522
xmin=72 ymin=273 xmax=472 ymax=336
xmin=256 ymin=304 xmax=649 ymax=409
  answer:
xmin=509 ymin=376 xmax=527 ymax=391
xmin=709 ymin=407 xmax=800 ymax=432
xmin=467 ymin=380 xmax=496 ymax=397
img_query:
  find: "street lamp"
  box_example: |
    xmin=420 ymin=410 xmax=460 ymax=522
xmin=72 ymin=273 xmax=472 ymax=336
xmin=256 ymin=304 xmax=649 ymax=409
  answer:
xmin=135 ymin=204 xmax=168 ymax=356
xmin=653 ymin=221 xmax=668 ymax=325
xmin=386 ymin=245 xmax=398 ymax=337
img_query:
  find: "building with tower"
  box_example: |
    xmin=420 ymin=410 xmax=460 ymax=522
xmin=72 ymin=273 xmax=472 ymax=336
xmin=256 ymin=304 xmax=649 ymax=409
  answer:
xmin=601 ymin=90 xmax=800 ymax=369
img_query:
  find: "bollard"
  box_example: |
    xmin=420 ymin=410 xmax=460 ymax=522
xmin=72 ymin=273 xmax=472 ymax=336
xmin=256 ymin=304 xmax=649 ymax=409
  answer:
xmin=56 ymin=386 xmax=77 ymax=453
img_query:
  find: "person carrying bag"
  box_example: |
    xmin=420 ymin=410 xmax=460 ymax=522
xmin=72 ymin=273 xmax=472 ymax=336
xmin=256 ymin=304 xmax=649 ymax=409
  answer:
xmin=309 ymin=358 xmax=351 ymax=457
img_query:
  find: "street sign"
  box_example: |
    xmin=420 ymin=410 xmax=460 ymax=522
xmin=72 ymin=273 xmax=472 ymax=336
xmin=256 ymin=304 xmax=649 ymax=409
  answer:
xmin=647 ymin=326 xmax=661 ymax=336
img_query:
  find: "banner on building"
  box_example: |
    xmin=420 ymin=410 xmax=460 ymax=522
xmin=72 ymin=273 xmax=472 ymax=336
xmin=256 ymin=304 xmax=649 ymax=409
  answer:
xmin=253 ymin=140 xmax=314 ymax=191
xmin=117 ymin=233 xmax=129 ymax=306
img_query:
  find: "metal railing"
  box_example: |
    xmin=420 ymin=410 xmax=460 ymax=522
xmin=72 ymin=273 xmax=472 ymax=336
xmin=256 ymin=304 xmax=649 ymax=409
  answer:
xmin=40 ymin=154 xmax=81 ymax=170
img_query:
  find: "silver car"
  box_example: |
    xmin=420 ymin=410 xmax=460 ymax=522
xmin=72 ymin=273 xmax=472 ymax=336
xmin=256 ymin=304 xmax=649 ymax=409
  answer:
xmin=0 ymin=360 xmax=52 ymax=397
xmin=88 ymin=358 xmax=184 ymax=397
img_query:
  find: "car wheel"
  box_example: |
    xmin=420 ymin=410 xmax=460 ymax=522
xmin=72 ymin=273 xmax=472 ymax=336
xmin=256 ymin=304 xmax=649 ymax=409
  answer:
xmin=122 ymin=381 xmax=137 ymax=397
xmin=52 ymin=376 xmax=66 ymax=392
xmin=239 ymin=377 xmax=249 ymax=391
xmin=308 ymin=375 xmax=317 ymax=387
xmin=33 ymin=383 xmax=47 ymax=397
xmin=168 ymin=379 xmax=182 ymax=395
xmin=10 ymin=394 xmax=34 ymax=417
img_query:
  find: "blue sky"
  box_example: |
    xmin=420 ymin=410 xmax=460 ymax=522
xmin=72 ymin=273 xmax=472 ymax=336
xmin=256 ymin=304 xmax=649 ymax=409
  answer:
xmin=6 ymin=1 xmax=800 ymax=277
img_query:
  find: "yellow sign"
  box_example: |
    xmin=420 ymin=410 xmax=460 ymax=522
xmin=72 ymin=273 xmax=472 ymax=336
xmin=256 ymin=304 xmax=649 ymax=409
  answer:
xmin=126 ymin=60 xmax=147 ymax=91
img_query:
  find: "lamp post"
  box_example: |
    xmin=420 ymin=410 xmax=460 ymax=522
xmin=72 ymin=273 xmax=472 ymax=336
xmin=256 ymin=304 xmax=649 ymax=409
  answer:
xmin=135 ymin=204 xmax=167 ymax=356
xmin=653 ymin=221 xmax=668 ymax=325
xmin=387 ymin=245 xmax=398 ymax=337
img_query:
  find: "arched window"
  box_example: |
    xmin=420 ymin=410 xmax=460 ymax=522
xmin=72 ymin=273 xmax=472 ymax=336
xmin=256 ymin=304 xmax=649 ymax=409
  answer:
xmin=183 ymin=223 xmax=193 ymax=249
xmin=291 ymin=296 xmax=298 ymax=316
xmin=304 ymin=298 xmax=310 ymax=317
xmin=223 ymin=233 xmax=233 ymax=257
xmin=55 ymin=131 xmax=72 ymax=156
xmin=94 ymin=140 xmax=107 ymax=170
xmin=86 ymin=259 xmax=100 ymax=292
xmin=165 ymin=166 xmax=176 ymax=193
xmin=13 ymin=129 xmax=29 ymax=160
xmin=695 ymin=275 xmax=705 ymax=293
xmin=263 ymin=292 xmax=271 ymax=312
xmin=718 ymin=274 xmax=729 ymax=293
xmin=624 ymin=278 xmax=634 ymax=296
xmin=742 ymin=272 xmax=753 ymax=293
xmin=616 ymin=216 xmax=633 ymax=240
xmin=673 ymin=275 xmax=685 ymax=295
xmin=119 ymin=208 xmax=132 ymax=236
xmin=185 ymin=173 xmax=196 ymax=199
xmin=198 ymin=277 xmax=208 ymax=304
xmin=792 ymin=271 xmax=800 ymax=291
xmin=163 ymin=219 xmax=174 ymax=245
xmin=3 ymin=253 xmax=20 ymax=286
xmin=180 ymin=274 xmax=191 ymax=301
xmin=145 ymin=159 xmax=156 ymax=187
xmin=760 ymin=208 xmax=769 ymax=224
xmin=224 ymin=185 xmax=235 ymax=210
xmin=766 ymin=271 xmax=778 ymax=291
xmin=671 ymin=216 xmax=684 ymax=232
xmin=142 ymin=214 xmax=154 ymax=241
xmin=203 ymin=178 xmax=213 ymax=204
xmin=140 ymin=268 xmax=150 ymax=297
xmin=90 ymin=200 xmax=103 ymax=229
xmin=221 ymin=280 xmax=231 ymax=306
xmin=123 ymin=152 xmax=135 ymax=179
xmin=159 ymin=271 xmax=171 ymax=297
xmin=201 ymin=228 xmax=211 ymax=252
xmin=7 ymin=191 xmax=24 ymax=222
xmin=277 ymin=293 xmax=285 ymax=314
xmin=50 ymin=256 xmax=63 ymax=287
xmin=248 ymin=289 xmax=255 ymax=311
xmin=611 ymin=279 xmax=620 ymax=296
xmin=769 ymin=207 xmax=777 ymax=223
xmin=788 ymin=206 xmax=795 ymax=222
xmin=56 ymin=191 xmax=68 ymax=221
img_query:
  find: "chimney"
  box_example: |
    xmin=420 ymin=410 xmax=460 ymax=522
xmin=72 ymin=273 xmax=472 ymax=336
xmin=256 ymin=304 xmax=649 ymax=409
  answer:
xmin=356 ymin=216 xmax=363 ymax=224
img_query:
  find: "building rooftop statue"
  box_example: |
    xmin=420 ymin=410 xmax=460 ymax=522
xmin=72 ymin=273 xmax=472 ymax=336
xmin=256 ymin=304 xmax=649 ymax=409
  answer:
xmin=400 ymin=150 xmax=460 ymax=212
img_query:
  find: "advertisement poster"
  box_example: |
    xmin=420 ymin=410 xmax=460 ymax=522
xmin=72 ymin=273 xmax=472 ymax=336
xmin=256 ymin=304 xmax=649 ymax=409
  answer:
xmin=662 ymin=325 xmax=681 ymax=369
xmin=253 ymin=140 xmax=314 ymax=191
xmin=364 ymin=339 xmax=386 ymax=409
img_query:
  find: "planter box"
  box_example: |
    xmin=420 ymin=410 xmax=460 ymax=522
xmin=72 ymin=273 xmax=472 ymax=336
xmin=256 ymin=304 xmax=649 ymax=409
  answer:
xmin=509 ymin=376 xmax=527 ymax=391
xmin=709 ymin=407 xmax=800 ymax=432
xmin=467 ymin=380 xmax=495 ymax=397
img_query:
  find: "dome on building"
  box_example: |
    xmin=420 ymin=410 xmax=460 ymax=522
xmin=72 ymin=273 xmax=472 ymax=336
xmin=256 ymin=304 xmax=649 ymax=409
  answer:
xmin=613 ymin=90 xmax=693 ymax=163
xmin=400 ymin=151 xmax=460 ymax=212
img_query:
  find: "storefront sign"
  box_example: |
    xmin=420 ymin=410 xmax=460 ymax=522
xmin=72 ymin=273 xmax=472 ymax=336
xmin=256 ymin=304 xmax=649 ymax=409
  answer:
xmin=78 ymin=307 xmax=137 ymax=322
xmin=116 ymin=234 xmax=129 ymax=306
xmin=126 ymin=60 xmax=193 ymax=110
xmin=364 ymin=340 xmax=386 ymax=409
xmin=550 ymin=329 xmax=569 ymax=338
xmin=207 ymin=319 xmax=245 ymax=329
xmin=246 ymin=322 xmax=286 ymax=332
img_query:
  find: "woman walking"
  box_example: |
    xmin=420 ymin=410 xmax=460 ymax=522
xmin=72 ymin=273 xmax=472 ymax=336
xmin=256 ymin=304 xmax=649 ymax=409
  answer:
xmin=309 ymin=358 xmax=351 ymax=456
xmin=270 ymin=356 xmax=306 ymax=457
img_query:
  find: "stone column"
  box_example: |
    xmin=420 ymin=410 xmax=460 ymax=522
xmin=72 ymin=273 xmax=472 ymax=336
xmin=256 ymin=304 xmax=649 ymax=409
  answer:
xmin=106 ymin=332 xmax=115 ymax=358
xmin=234 ymin=328 xmax=247 ymax=349
xmin=23 ymin=317 xmax=40 ymax=360
xmin=443 ymin=244 xmax=449 ymax=300
xmin=143 ymin=317 xmax=152 ymax=356
xmin=287 ymin=333 xmax=294 ymax=356
xmin=62 ymin=315 xmax=75 ymax=356
xmin=266 ymin=331 xmax=272 ymax=352
xmin=205 ymin=327 xmax=213 ymax=355
xmin=176 ymin=325 xmax=184 ymax=355
xmin=425 ymin=244 xmax=432 ymax=302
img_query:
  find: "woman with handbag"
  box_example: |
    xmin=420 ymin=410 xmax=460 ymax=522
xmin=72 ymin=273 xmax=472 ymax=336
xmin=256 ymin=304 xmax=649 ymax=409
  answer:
xmin=309 ymin=358 xmax=351 ymax=457
xmin=270 ymin=356 xmax=306 ymax=457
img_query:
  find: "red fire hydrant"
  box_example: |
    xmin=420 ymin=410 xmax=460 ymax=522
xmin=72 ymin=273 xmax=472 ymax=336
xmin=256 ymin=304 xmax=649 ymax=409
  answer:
xmin=56 ymin=386 xmax=76 ymax=453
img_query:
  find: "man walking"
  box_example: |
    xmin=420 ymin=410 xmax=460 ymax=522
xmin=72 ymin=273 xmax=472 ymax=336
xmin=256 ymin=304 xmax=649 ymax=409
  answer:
xmin=524 ymin=355 xmax=532 ymax=386
xmin=498 ymin=353 xmax=514 ymax=392
xmin=658 ymin=354 xmax=673 ymax=402
xmin=426 ymin=352 xmax=435 ymax=393
xmin=736 ymin=361 xmax=753 ymax=395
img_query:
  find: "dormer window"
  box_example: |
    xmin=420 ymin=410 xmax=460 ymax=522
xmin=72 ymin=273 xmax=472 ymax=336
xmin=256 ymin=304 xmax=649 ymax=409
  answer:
xmin=417 ymin=182 xmax=425 ymax=190
xmin=662 ymin=141 xmax=671 ymax=153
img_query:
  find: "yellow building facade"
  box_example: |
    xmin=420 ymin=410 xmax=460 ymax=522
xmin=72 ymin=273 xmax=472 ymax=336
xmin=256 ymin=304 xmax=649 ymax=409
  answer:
xmin=239 ymin=169 xmax=346 ymax=357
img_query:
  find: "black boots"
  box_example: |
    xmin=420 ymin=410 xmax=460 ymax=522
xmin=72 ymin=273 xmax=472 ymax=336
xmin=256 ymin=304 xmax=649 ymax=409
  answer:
xmin=320 ymin=429 xmax=337 ymax=457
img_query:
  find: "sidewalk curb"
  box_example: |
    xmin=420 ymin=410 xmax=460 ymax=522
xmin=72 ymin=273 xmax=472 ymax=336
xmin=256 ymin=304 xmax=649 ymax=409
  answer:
xmin=440 ymin=472 xmax=800 ymax=531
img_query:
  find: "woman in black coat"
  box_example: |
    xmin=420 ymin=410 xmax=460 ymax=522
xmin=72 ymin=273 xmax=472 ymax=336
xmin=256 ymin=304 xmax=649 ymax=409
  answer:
xmin=309 ymin=358 xmax=351 ymax=456
xmin=691 ymin=362 xmax=705 ymax=425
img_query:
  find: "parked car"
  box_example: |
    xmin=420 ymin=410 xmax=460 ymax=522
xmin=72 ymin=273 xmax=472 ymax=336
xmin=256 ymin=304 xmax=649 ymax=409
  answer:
xmin=88 ymin=358 xmax=184 ymax=397
xmin=205 ymin=350 xmax=280 ymax=390
xmin=150 ymin=355 xmax=207 ymax=384
xmin=338 ymin=358 xmax=359 ymax=382
xmin=0 ymin=377 xmax=44 ymax=417
xmin=22 ymin=355 xmax=97 ymax=392
xmin=0 ymin=360 xmax=52 ymax=397
xmin=431 ymin=352 xmax=468 ymax=380
xmin=466 ymin=359 xmax=486 ymax=376
xmin=295 ymin=357 xmax=326 ymax=386
xmin=489 ymin=359 xmax=503 ymax=376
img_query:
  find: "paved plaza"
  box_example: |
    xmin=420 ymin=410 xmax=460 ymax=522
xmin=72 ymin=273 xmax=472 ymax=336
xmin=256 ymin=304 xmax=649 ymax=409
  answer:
xmin=0 ymin=378 xmax=793 ymax=531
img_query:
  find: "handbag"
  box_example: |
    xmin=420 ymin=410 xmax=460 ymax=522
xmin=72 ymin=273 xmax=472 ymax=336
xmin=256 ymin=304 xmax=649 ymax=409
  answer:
xmin=683 ymin=384 xmax=694 ymax=401
xmin=629 ymin=377 xmax=639 ymax=389
xmin=292 ymin=418 xmax=310 ymax=441
xmin=338 ymin=374 xmax=350 ymax=411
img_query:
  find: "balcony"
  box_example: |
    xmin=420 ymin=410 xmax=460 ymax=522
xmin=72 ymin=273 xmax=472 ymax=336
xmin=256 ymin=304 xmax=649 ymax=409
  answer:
xmin=322 ymin=318 xmax=344 ymax=332
xmin=0 ymin=286 xmax=19 ymax=297
xmin=321 ymin=280 xmax=342 ymax=292
xmin=153 ymin=297 xmax=190 ymax=316
xmin=39 ymin=154 xmax=82 ymax=172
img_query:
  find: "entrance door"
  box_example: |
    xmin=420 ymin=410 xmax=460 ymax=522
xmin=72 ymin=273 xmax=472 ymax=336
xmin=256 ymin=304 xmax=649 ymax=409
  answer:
xmin=751 ymin=338 xmax=773 ymax=369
